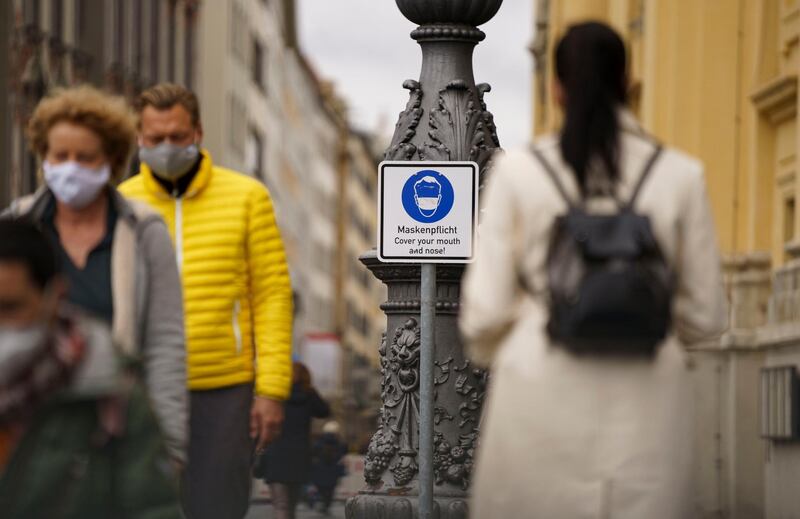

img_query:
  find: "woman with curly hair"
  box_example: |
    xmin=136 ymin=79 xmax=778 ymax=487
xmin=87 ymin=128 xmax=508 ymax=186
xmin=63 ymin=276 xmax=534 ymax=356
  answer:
xmin=3 ymin=86 xmax=187 ymax=467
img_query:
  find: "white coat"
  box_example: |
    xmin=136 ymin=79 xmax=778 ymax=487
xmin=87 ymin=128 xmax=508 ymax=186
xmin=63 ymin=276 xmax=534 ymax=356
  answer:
xmin=460 ymin=112 xmax=728 ymax=519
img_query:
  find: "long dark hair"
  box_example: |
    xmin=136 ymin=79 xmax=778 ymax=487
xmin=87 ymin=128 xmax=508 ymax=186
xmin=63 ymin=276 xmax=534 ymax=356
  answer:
xmin=555 ymin=22 xmax=628 ymax=192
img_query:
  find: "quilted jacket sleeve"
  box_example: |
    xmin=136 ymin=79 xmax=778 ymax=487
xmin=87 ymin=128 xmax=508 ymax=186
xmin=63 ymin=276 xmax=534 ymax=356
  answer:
xmin=247 ymin=184 xmax=293 ymax=400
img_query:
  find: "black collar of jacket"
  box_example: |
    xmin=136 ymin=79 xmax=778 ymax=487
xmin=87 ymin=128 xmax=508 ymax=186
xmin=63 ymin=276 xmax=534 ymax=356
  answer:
xmin=152 ymin=155 xmax=203 ymax=198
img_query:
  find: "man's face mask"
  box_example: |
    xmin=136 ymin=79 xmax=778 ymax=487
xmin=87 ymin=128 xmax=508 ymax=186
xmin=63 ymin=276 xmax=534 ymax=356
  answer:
xmin=139 ymin=142 xmax=200 ymax=181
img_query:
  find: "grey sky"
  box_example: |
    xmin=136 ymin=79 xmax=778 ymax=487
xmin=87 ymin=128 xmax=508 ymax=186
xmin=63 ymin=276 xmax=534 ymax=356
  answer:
xmin=297 ymin=1 xmax=534 ymax=150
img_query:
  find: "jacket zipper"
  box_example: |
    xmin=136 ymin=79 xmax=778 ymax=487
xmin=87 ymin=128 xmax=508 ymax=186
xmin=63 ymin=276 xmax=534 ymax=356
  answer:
xmin=232 ymin=300 xmax=242 ymax=354
xmin=173 ymin=190 xmax=183 ymax=271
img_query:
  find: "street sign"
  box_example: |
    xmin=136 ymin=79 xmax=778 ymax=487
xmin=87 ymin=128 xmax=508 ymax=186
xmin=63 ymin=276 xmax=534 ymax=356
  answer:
xmin=378 ymin=161 xmax=479 ymax=263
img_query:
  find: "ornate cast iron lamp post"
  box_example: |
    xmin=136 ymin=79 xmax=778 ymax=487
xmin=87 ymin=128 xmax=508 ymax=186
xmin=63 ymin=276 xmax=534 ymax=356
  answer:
xmin=346 ymin=2 xmax=502 ymax=518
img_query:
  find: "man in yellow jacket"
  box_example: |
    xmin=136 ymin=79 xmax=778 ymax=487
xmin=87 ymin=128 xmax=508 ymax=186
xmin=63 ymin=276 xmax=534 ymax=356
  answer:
xmin=119 ymin=84 xmax=293 ymax=519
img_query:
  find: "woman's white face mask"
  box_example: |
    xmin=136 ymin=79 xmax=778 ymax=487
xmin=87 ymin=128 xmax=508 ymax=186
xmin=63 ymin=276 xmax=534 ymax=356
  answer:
xmin=43 ymin=160 xmax=111 ymax=209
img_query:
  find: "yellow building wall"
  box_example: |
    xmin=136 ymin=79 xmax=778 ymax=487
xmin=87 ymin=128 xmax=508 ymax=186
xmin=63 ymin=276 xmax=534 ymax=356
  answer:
xmin=534 ymin=0 xmax=797 ymax=267
xmin=533 ymin=4 xmax=800 ymax=513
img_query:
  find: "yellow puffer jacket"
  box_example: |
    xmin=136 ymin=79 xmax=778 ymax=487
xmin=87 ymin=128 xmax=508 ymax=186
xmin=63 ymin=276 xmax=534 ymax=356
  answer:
xmin=119 ymin=151 xmax=292 ymax=399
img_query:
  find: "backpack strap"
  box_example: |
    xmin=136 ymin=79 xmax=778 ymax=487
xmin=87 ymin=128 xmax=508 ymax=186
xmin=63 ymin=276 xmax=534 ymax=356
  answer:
xmin=626 ymin=144 xmax=663 ymax=209
xmin=530 ymin=145 xmax=577 ymax=210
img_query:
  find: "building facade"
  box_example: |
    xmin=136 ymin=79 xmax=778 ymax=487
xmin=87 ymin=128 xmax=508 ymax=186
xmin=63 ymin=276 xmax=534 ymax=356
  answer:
xmin=0 ymin=0 xmax=200 ymax=207
xmin=197 ymin=0 xmax=340 ymax=351
xmin=1 ymin=0 xmax=385 ymax=448
xmin=197 ymin=0 xmax=385 ymax=446
xmin=336 ymin=130 xmax=386 ymax=450
xmin=533 ymin=1 xmax=800 ymax=516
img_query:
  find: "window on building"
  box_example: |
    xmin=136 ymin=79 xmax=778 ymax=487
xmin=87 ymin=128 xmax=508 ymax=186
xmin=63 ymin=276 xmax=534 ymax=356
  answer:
xmin=628 ymin=0 xmax=645 ymax=35
xmin=167 ymin=0 xmax=177 ymax=81
xmin=184 ymin=3 xmax=197 ymax=88
xmin=785 ymin=197 xmax=795 ymax=249
xmin=346 ymin=301 xmax=354 ymax=329
xmin=50 ymin=0 xmax=63 ymax=39
xmin=761 ymin=366 xmax=800 ymax=440
xmin=71 ymin=0 xmax=96 ymax=81
xmin=312 ymin=242 xmax=329 ymax=274
xmin=149 ymin=0 xmax=160 ymax=82
xmin=349 ymin=306 xmax=361 ymax=336
xmin=74 ymin=0 xmax=83 ymax=42
xmin=133 ymin=0 xmax=143 ymax=75
xmin=251 ymin=37 xmax=266 ymax=92
xmin=245 ymin=127 xmax=264 ymax=178
xmin=366 ymin=174 xmax=375 ymax=199
xmin=231 ymin=2 xmax=247 ymax=62
xmin=360 ymin=313 xmax=369 ymax=337
xmin=113 ymin=0 xmax=125 ymax=66
xmin=347 ymin=206 xmax=362 ymax=244
xmin=24 ymin=0 xmax=41 ymax=25
xmin=228 ymin=95 xmax=247 ymax=156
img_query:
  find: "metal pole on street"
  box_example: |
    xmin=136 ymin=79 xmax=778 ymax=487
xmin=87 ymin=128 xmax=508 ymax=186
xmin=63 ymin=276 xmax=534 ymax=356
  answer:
xmin=347 ymin=1 xmax=502 ymax=517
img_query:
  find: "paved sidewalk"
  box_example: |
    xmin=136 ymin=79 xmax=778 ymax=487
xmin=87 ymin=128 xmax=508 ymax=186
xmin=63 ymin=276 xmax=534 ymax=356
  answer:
xmin=245 ymin=501 xmax=345 ymax=519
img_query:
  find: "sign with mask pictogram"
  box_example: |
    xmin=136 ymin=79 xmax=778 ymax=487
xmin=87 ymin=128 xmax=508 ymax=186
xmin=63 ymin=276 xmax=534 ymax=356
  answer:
xmin=378 ymin=161 xmax=478 ymax=263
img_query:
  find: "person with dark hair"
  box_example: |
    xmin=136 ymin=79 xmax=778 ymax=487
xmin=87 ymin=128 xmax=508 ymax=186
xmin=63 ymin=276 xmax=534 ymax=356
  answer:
xmin=0 ymin=219 xmax=182 ymax=518
xmin=461 ymin=22 xmax=728 ymax=517
xmin=254 ymin=362 xmax=330 ymax=519
xmin=310 ymin=421 xmax=347 ymax=515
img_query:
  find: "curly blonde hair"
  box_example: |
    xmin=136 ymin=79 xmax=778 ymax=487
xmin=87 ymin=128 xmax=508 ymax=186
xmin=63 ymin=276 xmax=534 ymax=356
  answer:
xmin=26 ymin=86 xmax=137 ymax=182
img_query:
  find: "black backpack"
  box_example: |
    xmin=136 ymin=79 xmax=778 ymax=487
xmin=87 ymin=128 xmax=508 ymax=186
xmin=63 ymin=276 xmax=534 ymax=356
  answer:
xmin=530 ymin=145 xmax=674 ymax=355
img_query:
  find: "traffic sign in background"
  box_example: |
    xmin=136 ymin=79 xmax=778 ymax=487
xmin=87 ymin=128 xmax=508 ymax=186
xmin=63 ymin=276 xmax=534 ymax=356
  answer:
xmin=378 ymin=161 xmax=478 ymax=263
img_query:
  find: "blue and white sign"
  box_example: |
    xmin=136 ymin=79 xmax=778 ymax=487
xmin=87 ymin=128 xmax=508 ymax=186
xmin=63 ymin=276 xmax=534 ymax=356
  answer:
xmin=378 ymin=161 xmax=479 ymax=263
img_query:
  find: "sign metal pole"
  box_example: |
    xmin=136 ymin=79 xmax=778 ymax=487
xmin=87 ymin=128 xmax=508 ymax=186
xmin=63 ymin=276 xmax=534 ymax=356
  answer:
xmin=376 ymin=162 xmax=477 ymax=517
xmin=348 ymin=4 xmax=501 ymax=517
xmin=419 ymin=262 xmax=436 ymax=519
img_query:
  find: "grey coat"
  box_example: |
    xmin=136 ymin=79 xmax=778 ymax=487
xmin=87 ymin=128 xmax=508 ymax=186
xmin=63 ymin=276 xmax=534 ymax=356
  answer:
xmin=5 ymin=188 xmax=188 ymax=463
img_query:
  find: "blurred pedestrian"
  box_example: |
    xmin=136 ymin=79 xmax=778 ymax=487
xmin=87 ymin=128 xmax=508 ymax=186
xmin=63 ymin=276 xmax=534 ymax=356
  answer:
xmin=0 ymin=219 xmax=182 ymax=519
xmin=256 ymin=362 xmax=330 ymax=519
xmin=311 ymin=421 xmax=347 ymax=515
xmin=3 ymin=86 xmax=187 ymax=467
xmin=119 ymin=83 xmax=294 ymax=519
xmin=461 ymin=22 xmax=728 ymax=518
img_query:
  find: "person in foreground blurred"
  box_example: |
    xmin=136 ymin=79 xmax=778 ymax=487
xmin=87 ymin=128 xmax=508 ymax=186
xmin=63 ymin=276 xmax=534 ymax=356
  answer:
xmin=310 ymin=421 xmax=347 ymax=515
xmin=0 ymin=220 xmax=182 ymax=519
xmin=119 ymin=83 xmax=293 ymax=519
xmin=3 ymin=86 xmax=187 ymax=466
xmin=255 ymin=362 xmax=330 ymax=519
xmin=460 ymin=22 xmax=727 ymax=518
